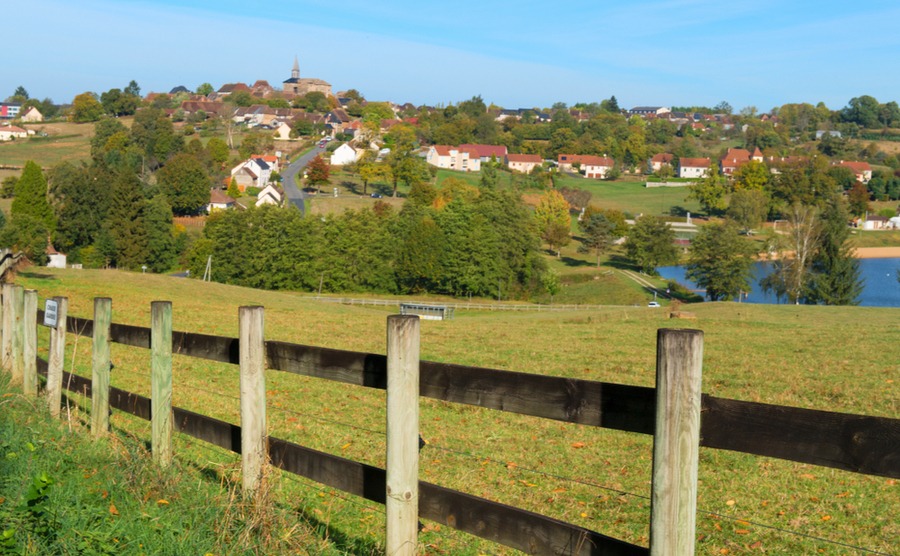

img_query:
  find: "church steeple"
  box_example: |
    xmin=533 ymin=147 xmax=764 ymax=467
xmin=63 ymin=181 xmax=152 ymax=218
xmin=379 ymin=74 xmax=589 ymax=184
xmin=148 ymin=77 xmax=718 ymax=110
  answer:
xmin=292 ymin=55 xmax=300 ymax=79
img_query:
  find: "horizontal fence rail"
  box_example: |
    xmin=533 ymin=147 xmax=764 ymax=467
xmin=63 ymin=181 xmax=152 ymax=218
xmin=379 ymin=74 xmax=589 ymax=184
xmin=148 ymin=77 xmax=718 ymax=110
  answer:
xmin=43 ymin=310 xmax=900 ymax=480
xmin=36 ymin=358 xmax=646 ymax=556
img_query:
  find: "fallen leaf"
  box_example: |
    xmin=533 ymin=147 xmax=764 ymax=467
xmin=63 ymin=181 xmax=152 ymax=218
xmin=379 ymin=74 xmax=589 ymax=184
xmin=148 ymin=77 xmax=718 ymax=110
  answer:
xmin=725 ymin=499 xmax=736 ymax=506
xmin=748 ymin=541 xmax=762 ymax=549
xmin=109 ymin=503 xmax=119 ymax=516
xmin=571 ymin=442 xmax=586 ymax=449
xmin=800 ymin=473 xmax=816 ymax=480
xmin=580 ymin=512 xmax=588 ymax=518
xmin=735 ymin=529 xmax=750 ymax=535
xmin=552 ymin=488 xmax=567 ymax=493
xmin=506 ymin=462 xmax=517 ymax=469
xmin=821 ymin=515 xmax=832 ymax=521
xmin=157 ymin=499 xmax=169 ymax=506
xmin=341 ymin=443 xmax=351 ymax=450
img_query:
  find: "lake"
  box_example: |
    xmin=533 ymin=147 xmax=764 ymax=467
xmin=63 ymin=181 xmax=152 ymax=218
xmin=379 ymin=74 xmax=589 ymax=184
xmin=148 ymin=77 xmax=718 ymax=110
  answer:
xmin=658 ymin=258 xmax=900 ymax=307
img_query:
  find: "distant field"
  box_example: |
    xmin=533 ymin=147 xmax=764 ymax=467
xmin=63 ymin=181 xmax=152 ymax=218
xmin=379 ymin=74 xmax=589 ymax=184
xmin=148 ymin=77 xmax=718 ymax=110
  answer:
xmin=11 ymin=269 xmax=898 ymax=555
xmin=0 ymin=121 xmax=97 ymax=169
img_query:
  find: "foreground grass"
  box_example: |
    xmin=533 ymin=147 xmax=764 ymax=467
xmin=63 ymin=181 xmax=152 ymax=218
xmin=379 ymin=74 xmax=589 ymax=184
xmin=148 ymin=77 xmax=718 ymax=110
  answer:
xmin=0 ymin=375 xmax=354 ymax=555
xmin=8 ymin=268 xmax=897 ymax=555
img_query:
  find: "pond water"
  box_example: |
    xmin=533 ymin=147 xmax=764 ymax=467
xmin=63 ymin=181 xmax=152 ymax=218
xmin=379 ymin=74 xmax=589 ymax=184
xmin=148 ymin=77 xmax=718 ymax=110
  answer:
xmin=657 ymin=258 xmax=900 ymax=307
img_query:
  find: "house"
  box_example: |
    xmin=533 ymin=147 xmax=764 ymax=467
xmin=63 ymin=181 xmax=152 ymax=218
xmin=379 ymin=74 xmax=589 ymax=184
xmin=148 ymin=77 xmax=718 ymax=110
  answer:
xmin=330 ymin=143 xmax=359 ymax=166
xmin=679 ymin=158 xmax=711 ymax=179
xmin=426 ymin=145 xmax=481 ymax=172
xmin=207 ymin=189 xmax=236 ymax=213
xmin=0 ymin=103 xmax=20 ymax=119
xmin=650 ymin=153 xmax=674 ymax=172
xmin=251 ymin=154 xmax=280 ymax=173
xmin=0 ymin=126 xmax=28 ymax=141
xmin=506 ymin=153 xmax=543 ymax=174
xmin=629 ymin=106 xmax=671 ymax=117
xmin=719 ymin=148 xmax=759 ymax=175
xmin=216 ymin=83 xmax=250 ymax=97
xmin=251 ymin=80 xmax=275 ymax=98
xmin=282 ymin=56 xmax=332 ymax=97
xmin=557 ymin=154 xmax=614 ymax=178
xmin=275 ymin=121 xmax=293 ymax=140
xmin=180 ymin=100 xmax=225 ymax=118
xmin=256 ymin=184 xmax=284 ymax=207
xmin=46 ymin=245 xmax=66 ymax=269
xmin=230 ymin=158 xmax=273 ymax=191
xmin=21 ymin=107 xmax=43 ymax=122
xmin=835 ymin=160 xmax=872 ymax=184
xmin=459 ymin=144 xmax=508 ymax=162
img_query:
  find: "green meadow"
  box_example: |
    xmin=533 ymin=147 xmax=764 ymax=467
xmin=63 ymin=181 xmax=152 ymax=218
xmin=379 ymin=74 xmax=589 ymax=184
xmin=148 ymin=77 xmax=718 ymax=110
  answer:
xmin=6 ymin=268 xmax=897 ymax=555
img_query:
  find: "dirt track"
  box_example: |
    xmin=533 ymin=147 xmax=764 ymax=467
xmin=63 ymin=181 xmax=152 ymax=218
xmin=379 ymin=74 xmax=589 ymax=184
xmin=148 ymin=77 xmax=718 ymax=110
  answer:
xmin=854 ymin=247 xmax=900 ymax=258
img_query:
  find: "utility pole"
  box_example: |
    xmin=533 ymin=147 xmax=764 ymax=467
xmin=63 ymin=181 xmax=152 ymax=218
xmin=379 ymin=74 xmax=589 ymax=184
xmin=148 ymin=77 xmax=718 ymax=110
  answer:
xmin=202 ymin=255 xmax=212 ymax=282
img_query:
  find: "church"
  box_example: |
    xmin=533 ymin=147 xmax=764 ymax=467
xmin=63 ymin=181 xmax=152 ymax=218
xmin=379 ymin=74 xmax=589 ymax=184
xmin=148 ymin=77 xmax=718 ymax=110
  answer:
xmin=283 ymin=56 xmax=332 ymax=98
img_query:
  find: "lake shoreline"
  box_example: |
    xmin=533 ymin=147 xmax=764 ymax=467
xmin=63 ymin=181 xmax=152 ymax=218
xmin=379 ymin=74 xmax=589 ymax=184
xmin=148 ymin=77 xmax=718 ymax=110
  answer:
xmin=853 ymin=247 xmax=900 ymax=259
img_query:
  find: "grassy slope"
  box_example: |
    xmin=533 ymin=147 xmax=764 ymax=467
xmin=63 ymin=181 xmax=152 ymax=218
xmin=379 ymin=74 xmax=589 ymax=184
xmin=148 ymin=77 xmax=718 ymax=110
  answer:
xmin=9 ymin=268 xmax=898 ymax=555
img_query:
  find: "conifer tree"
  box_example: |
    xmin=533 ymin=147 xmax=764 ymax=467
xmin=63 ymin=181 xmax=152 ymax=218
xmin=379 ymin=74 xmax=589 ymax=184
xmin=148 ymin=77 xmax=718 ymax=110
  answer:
xmin=104 ymin=171 xmax=148 ymax=269
xmin=11 ymin=161 xmax=55 ymax=230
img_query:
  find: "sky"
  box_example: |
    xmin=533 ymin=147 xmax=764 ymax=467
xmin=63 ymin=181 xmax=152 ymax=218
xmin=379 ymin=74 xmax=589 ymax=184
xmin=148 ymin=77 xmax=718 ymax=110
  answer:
xmin=9 ymin=0 xmax=900 ymax=112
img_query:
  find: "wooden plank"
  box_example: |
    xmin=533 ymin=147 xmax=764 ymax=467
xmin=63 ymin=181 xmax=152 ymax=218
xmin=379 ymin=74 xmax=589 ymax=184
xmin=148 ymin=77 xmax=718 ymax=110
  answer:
xmin=267 ymin=438 xmax=647 ymax=555
xmin=22 ymin=290 xmax=37 ymax=396
xmin=1 ymin=284 xmax=11 ymax=371
xmin=91 ymin=298 xmax=112 ymax=437
xmin=151 ymin=301 xmax=173 ymax=466
xmin=10 ymin=286 xmax=23 ymax=383
xmin=265 ymin=340 xmax=387 ymax=387
xmin=46 ymin=297 xmax=67 ymax=418
xmin=701 ymin=395 xmax=900 ymax=479
xmin=239 ymin=306 xmax=266 ymax=495
xmin=173 ymin=408 xmax=242 ymax=453
xmin=386 ymin=315 xmax=420 ymax=556
xmin=649 ymin=329 xmax=703 ymax=556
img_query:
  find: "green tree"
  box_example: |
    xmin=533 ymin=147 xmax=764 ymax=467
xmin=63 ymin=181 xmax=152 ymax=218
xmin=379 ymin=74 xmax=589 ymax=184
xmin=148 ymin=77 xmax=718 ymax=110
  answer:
xmin=100 ymin=88 xmax=140 ymax=117
xmin=807 ymin=201 xmax=863 ymax=305
xmin=104 ymin=171 xmax=148 ymax=269
xmin=534 ymin=190 xmax=571 ymax=257
xmin=196 ymin=83 xmax=214 ymax=96
xmin=206 ymin=137 xmax=230 ymax=168
xmin=12 ymin=86 xmax=29 ymax=101
xmin=49 ymin=161 xmax=111 ymax=255
xmin=130 ymin=107 xmax=183 ymax=170
xmin=1 ymin=176 xmax=17 ymax=198
xmin=731 ymin=160 xmax=770 ymax=191
xmin=577 ymin=212 xmax=614 ymax=267
xmin=685 ymin=221 xmax=756 ymax=301
xmin=727 ymin=189 xmax=769 ymax=234
xmin=0 ymin=214 xmax=50 ymax=265
xmin=70 ymin=92 xmax=104 ymax=123
xmin=12 ymin=161 xmax=55 ymax=230
xmin=156 ymin=154 xmax=211 ymax=215
xmin=353 ymin=150 xmax=381 ymax=195
xmin=847 ymin=181 xmax=870 ymax=217
xmin=226 ymin=177 xmax=241 ymax=199
xmin=689 ymin=163 xmax=728 ymax=215
xmin=143 ymin=195 xmax=179 ymax=272
xmin=624 ymin=216 xmax=678 ymax=273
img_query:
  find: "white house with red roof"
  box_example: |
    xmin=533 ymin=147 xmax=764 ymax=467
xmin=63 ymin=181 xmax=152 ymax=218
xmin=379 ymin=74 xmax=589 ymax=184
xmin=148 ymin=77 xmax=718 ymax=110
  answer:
xmin=0 ymin=125 xmax=28 ymax=141
xmin=459 ymin=144 xmax=508 ymax=162
xmin=835 ymin=160 xmax=872 ymax=184
xmin=650 ymin=153 xmax=674 ymax=172
xmin=679 ymin=158 xmax=711 ymax=179
xmin=506 ymin=153 xmax=543 ymax=174
xmin=426 ymin=145 xmax=481 ymax=172
xmin=557 ymin=154 xmax=615 ymax=178
xmin=207 ymin=189 xmax=236 ymax=213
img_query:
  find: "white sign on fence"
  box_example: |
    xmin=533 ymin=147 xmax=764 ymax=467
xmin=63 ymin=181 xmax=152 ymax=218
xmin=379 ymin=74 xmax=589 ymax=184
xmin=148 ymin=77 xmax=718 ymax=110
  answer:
xmin=43 ymin=299 xmax=59 ymax=328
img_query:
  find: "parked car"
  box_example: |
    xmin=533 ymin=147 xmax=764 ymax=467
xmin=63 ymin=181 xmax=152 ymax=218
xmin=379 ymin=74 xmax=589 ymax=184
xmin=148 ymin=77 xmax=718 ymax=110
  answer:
xmin=370 ymin=193 xmax=383 ymax=198
xmin=648 ymin=301 xmax=661 ymax=308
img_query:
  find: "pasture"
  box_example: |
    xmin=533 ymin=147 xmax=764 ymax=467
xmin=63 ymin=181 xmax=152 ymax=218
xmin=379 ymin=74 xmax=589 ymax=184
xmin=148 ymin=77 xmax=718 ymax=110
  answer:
xmin=0 ymin=121 xmax=97 ymax=169
xmin=10 ymin=268 xmax=898 ymax=554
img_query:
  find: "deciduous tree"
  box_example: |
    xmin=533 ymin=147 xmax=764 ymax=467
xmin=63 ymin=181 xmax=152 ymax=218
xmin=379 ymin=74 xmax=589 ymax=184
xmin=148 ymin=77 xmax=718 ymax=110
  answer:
xmin=306 ymin=154 xmax=331 ymax=189
xmin=624 ymin=216 xmax=678 ymax=273
xmin=761 ymin=204 xmax=821 ymax=304
xmin=689 ymin=163 xmax=728 ymax=215
xmin=534 ymin=190 xmax=571 ymax=257
xmin=70 ymin=92 xmax=104 ymax=123
xmin=686 ymin=221 xmax=755 ymax=301
xmin=577 ymin=212 xmax=615 ymax=267
xmin=156 ymin=153 xmax=212 ymax=215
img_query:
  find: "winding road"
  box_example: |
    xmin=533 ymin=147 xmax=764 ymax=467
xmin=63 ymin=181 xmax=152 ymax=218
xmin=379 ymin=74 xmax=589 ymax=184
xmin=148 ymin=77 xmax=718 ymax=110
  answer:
xmin=280 ymin=143 xmax=328 ymax=214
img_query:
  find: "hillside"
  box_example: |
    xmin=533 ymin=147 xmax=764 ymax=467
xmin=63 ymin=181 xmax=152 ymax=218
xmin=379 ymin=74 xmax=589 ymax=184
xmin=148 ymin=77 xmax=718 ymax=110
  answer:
xmin=7 ymin=268 xmax=897 ymax=554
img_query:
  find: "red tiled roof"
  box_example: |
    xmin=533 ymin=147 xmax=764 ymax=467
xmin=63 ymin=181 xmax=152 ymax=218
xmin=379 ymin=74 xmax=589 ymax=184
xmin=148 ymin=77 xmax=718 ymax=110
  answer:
xmin=507 ymin=154 xmax=542 ymax=163
xmin=680 ymin=157 xmax=710 ymax=168
xmin=558 ymin=154 xmax=613 ymax=166
xmin=651 ymin=153 xmax=674 ymax=164
xmin=837 ymin=160 xmax=872 ymax=172
xmin=459 ymin=144 xmax=508 ymax=159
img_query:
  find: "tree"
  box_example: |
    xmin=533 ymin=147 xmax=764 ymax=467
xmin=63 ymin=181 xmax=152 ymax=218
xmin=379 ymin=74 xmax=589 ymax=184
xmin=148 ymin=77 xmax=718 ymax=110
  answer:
xmin=156 ymin=153 xmax=211 ymax=215
xmin=124 ymin=80 xmax=141 ymax=98
xmin=685 ymin=221 xmax=756 ymax=301
xmin=761 ymin=204 xmax=821 ymax=304
xmin=104 ymin=171 xmax=148 ymax=269
xmin=847 ymin=181 xmax=870 ymax=217
xmin=727 ymin=189 xmax=769 ymax=234
xmin=206 ymin=137 xmax=230 ymax=168
xmin=143 ymin=195 xmax=179 ymax=272
xmin=100 ymin=87 xmax=140 ymax=117
xmin=534 ymin=190 xmax=571 ymax=257
xmin=807 ymin=201 xmax=863 ymax=305
xmin=731 ymin=160 xmax=770 ymax=191
xmin=70 ymin=92 xmax=104 ymax=123
xmin=689 ymin=163 xmax=728 ymax=215
xmin=624 ymin=216 xmax=678 ymax=273
xmin=196 ymin=83 xmax=214 ymax=97
xmin=226 ymin=177 xmax=241 ymax=199
xmin=714 ymin=100 xmax=733 ymax=115
xmin=49 ymin=161 xmax=110 ymax=255
xmin=12 ymin=161 xmax=55 ymax=230
xmin=577 ymin=212 xmax=615 ymax=266
xmin=0 ymin=214 xmax=49 ymax=265
xmin=130 ymin=107 xmax=183 ymax=170
xmin=306 ymin=155 xmax=331 ymax=190
xmin=12 ymin=86 xmax=29 ymax=100
xmin=353 ymin=150 xmax=380 ymax=195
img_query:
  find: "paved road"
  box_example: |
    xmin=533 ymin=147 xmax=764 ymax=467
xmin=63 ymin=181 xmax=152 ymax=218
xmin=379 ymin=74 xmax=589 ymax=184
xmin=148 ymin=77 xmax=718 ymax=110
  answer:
xmin=281 ymin=144 xmax=327 ymax=214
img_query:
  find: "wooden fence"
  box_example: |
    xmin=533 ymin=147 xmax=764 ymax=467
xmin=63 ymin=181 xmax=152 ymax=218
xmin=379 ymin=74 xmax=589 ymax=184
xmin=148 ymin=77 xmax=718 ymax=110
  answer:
xmin=1 ymin=284 xmax=899 ymax=555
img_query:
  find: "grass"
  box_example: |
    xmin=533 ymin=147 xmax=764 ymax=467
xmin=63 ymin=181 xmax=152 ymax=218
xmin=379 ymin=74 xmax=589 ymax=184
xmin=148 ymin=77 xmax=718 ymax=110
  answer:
xmin=0 ymin=121 xmax=97 ymax=169
xmin=0 ymin=374 xmax=352 ymax=555
xmin=6 ymin=268 xmax=898 ymax=555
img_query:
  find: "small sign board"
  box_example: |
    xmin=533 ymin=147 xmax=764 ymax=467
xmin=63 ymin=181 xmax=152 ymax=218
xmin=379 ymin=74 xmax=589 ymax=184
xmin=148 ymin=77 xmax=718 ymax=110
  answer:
xmin=43 ymin=299 xmax=59 ymax=328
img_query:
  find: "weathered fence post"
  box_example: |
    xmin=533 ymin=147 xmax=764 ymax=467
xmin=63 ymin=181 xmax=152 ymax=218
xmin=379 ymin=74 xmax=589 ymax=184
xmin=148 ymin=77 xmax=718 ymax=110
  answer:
xmin=239 ymin=306 xmax=266 ymax=496
xmin=10 ymin=286 xmax=24 ymax=384
xmin=151 ymin=301 xmax=173 ymax=467
xmin=46 ymin=297 xmax=68 ymax=418
xmin=1 ymin=283 xmax=11 ymax=371
xmin=22 ymin=290 xmax=37 ymax=396
xmin=649 ymin=328 xmax=703 ymax=556
xmin=92 ymin=298 xmax=112 ymax=438
xmin=386 ymin=314 xmax=420 ymax=556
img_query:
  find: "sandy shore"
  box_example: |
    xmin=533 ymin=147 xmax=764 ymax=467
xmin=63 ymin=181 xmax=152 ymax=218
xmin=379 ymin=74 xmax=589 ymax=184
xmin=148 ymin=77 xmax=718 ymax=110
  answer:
xmin=853 ymin=247 xmax=900 ymax=259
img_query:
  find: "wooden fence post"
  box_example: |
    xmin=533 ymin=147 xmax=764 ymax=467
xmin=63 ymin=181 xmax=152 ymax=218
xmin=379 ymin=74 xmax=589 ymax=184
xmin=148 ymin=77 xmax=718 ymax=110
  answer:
xmin=92 ymin=298 xmax=112 ymax=438
xmin=22 ymin=290 xmax=37 ymax=396
xmin=46 ymin=297 xmax=68 ymax=418
xmin=386 ymin=314 xmax=420 ymax=556
xmin=649 ymin=328 xmax=703 ymax=556
xmin=239 ymin=306 xmax=266 ymax=496
xmin=1 ymin=283 xmax=11 ymax=371
xmin=10 ymin=285 xmax=24 ymax=384
xmin=151 ymin=301 xmax=173 ymax=467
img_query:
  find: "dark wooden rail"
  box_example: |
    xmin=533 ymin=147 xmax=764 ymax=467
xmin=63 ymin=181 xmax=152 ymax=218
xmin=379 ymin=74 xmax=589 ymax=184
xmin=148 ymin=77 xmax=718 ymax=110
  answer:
xmin=49 ymin=310 xmax=900 ymax=480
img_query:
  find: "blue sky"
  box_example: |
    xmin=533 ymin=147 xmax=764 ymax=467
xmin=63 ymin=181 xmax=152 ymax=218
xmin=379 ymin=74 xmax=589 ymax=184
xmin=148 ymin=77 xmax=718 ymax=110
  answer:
xmin=11 ymin=0 xmax=900 ymax=112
